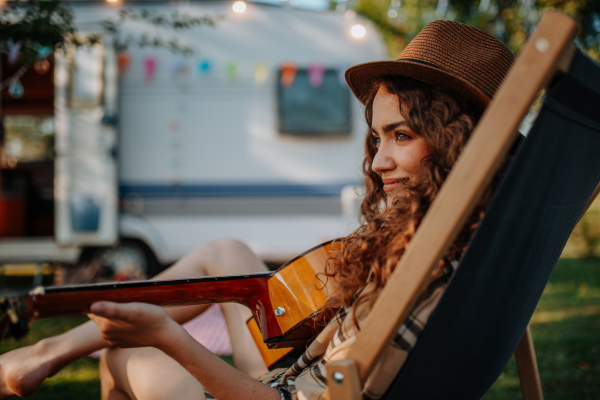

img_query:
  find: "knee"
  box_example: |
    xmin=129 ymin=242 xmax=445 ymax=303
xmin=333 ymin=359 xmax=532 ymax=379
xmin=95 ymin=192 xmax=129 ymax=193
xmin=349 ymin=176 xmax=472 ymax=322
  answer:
xmin=191 ymin=238 xmax=260 ymax=275
xmin=197 ymin=237 xmax=253 ymax=259
xmin=191 ymin=238 xmax=247 ymax=257
xmin=210 ymin=238 xmax=252 ymax=255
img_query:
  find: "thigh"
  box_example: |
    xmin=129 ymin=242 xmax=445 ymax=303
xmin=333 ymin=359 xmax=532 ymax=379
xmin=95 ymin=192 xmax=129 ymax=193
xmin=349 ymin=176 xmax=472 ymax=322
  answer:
xmin=103 ymin=346 xmax=207 ymax=400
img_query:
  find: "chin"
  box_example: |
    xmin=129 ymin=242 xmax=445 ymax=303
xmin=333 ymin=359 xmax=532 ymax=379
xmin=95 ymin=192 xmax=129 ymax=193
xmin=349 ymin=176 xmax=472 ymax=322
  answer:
xmin=387 ymin=187 xmax=412 ymax=201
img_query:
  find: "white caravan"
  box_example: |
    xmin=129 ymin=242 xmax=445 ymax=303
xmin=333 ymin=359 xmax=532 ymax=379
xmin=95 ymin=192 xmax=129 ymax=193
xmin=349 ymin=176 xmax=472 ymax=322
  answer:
xmin=0 ymin=1 xmax=387 ymax=279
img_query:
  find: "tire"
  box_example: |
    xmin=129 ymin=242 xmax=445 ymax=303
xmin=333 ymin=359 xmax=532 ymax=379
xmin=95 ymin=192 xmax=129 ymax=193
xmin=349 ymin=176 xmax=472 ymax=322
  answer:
xmin=76 ymin=239 xmax=163 ymax=283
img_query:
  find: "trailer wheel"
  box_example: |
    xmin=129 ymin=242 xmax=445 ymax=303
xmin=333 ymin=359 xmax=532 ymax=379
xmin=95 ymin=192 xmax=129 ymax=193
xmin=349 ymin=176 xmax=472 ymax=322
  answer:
xmin=77 ymin=239 xmax=162 ymax=283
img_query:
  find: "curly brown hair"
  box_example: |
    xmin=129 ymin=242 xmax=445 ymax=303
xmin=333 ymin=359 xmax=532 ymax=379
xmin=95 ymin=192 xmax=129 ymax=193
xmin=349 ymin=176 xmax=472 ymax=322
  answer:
xmin=320 ymin=76 xmax=501 ymax=318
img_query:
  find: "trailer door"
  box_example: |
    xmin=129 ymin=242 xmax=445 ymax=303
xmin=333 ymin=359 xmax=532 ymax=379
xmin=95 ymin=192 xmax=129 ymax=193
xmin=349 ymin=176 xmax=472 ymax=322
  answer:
xmin=54 ymin=42 xmax=118 ymax=246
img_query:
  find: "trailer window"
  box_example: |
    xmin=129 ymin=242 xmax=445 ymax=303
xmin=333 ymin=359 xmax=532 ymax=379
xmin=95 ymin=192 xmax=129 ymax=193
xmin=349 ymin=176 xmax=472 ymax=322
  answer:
xmin=277 ymin=67 xmax=350 ymax=136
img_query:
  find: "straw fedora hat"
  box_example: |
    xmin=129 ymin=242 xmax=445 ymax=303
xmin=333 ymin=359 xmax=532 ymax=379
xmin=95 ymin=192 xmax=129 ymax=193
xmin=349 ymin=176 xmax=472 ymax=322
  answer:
xmin=345 ymin=20 xmax=516 ymax=109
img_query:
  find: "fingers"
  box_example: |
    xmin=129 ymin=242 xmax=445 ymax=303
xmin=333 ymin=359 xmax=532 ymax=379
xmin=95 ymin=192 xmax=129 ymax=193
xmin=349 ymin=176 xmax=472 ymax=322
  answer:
xmin=87 ymin=302 xmax=175 ymax=349
xmin=89 ymin=301 xmax=123 ymax=319
xmin=88 ymin=302 xmax=138 ymax=347
xmin=87 ymin=302 xmax=137 ymax=340
xmin=89 ymin=301 xmax=108 ymax=316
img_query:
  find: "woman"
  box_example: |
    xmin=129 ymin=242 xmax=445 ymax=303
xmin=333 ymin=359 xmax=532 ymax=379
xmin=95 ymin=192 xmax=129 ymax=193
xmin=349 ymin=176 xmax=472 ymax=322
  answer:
xmin=0 ymin=20 xmax=515 ymax=400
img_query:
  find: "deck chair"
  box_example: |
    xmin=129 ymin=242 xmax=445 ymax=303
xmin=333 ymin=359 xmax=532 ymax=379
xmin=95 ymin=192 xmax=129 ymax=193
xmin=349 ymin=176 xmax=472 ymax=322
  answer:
xmin=323 ymin=10 xmax=600 ymax=400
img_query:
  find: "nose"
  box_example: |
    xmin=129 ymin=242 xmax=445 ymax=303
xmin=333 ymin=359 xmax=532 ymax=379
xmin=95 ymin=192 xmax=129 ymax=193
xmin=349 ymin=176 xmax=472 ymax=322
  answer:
xmin=372 ymin=142 xmax=395 ymax=175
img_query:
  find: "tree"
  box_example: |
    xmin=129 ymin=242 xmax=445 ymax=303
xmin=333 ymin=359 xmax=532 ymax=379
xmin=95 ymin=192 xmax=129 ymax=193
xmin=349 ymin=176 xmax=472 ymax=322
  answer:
xmin=345 ymin=0 xmax=600 ymax=59
xmin=0 ymin=0 xmax=220 ymax=90
xmin=1 ymin=0 xmax=81 ymax=66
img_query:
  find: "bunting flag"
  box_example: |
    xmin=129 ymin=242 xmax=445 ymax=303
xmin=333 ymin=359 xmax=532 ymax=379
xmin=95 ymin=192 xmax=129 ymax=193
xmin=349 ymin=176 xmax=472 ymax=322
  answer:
xmin=280 ymin=63 xmax=298 ymax=87
xmin=143 ymin=56 xmax=158 ymax=83
xmin=253 ymin=62 xmax=268 ymax=86
xmin=7 ymin=40 xmax=20 ymax=66
xmin=81 ymin=54 xmax=342 ymax=88
xmin=224 ymin=61 xmax=239 ymax=79
xmin=118 ymin=52 xmax=131 ymax=76
xmin=35 ymin=45 xmax=52 ymax=59
xmin=171 ymin=58 xmax=189 ymax=78
xmin=197 ymin=59 xmax=212 ymax=76
xmin=307 ymin=63 xmax=325 ymax=88
xmin=8 ymin=80 xmax=24 ymax=98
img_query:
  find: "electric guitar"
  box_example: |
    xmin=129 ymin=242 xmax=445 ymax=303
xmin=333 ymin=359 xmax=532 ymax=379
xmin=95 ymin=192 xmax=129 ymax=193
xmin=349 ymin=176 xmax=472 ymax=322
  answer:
xmin=0 ymin=241 xmax=340 ymax=369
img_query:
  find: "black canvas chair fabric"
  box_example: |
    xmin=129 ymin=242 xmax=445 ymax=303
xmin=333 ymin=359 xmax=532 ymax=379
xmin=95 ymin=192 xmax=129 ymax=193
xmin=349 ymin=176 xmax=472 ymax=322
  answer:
xmin=385 ymin=48 xmax=600 ymax=399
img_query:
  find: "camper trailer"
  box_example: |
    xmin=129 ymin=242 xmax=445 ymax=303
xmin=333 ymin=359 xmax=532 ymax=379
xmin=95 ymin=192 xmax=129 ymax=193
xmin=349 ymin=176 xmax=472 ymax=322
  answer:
xmin=0 ymin=1 xmax=387 ymax=280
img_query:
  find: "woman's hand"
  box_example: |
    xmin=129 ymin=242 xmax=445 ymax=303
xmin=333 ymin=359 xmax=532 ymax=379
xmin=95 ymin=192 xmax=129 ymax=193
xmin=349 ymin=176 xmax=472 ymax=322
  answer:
xmin=88 ymin=302 xmax=178 ymax=350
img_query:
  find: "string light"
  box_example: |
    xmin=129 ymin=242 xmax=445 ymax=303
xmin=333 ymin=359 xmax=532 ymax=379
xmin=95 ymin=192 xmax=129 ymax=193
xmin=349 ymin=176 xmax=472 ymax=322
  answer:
xmin=351 ymin=24 xmax=366 ymax=39
xmin=8 ymin=80 xmax=24 ymax=98
xmin=232 ymin=1 xmax=246 ymax=13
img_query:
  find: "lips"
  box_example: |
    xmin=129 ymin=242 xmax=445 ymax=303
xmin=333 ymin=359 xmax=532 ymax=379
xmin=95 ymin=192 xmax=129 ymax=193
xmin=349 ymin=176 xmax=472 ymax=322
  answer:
xmin=381 ymin=178 xmax=409 ymax=193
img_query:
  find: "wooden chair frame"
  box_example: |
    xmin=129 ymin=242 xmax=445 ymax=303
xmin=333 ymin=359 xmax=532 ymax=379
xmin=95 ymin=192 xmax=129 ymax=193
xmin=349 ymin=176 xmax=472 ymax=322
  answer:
xmin=322 ymin=10 xmax=591 ymax=400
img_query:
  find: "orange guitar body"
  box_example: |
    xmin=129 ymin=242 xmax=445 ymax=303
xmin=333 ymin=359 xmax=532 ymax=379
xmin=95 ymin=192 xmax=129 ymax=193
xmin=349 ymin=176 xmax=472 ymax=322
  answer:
xmin=247 ymin=317 xmax=297 ymax=369
xmin=246 ymin=241 xmax=338 ymax=368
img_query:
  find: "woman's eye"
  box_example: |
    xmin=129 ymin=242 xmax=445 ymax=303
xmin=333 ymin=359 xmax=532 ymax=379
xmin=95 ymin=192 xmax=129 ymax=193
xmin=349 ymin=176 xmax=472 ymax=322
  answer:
xmin=394 ymin=132 xmax=411 ymax=142
xmin=372 ymin=136 xmax=381 ymax=147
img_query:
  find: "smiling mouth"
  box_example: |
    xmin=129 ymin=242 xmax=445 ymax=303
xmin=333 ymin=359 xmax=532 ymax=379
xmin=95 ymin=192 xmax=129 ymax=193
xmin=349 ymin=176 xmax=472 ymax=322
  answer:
xmin=382 ymin=178 xmax=409 ymax=193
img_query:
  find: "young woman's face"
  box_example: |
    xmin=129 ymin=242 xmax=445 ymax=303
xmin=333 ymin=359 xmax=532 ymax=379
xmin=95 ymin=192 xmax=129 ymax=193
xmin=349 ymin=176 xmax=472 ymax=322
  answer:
xmin=370 ymin=86 xmax=431 ymax=203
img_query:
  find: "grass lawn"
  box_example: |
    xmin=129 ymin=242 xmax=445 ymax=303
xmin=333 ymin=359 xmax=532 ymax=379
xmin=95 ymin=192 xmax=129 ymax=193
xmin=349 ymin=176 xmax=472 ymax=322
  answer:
xmin=483 ymin=257 xmax=600 ymax=400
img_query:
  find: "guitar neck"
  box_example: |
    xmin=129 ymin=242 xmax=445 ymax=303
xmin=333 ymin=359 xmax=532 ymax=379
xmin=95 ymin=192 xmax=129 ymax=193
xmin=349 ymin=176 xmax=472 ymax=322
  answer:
xmin=26 ymin=272 xmax=273 ymax=320
xmin=5 ymin=241 xmax=336 ymax=347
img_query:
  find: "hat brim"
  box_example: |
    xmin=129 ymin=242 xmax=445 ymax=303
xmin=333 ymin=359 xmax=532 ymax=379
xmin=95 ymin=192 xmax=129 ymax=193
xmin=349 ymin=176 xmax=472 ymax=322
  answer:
xmin=345 ymin=60 xmax=491 ymax=110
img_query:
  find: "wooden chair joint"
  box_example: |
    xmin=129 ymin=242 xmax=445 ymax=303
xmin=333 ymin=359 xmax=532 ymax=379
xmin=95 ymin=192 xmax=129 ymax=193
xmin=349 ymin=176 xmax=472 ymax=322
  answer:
xmin=324 ymin=359 xmax=361 ymax=400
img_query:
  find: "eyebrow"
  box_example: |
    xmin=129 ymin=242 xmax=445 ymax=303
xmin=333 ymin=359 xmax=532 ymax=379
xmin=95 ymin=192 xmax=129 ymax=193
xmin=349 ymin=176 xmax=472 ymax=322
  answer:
xmin=371 ymin=121 xmax=410 ymax=135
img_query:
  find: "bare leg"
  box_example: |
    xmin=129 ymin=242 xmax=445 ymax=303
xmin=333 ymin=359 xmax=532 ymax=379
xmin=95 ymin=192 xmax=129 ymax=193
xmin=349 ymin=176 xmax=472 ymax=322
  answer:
xmin=0 ymin=321 xmax=106 ymax=398
xmin=0 ymin=238 xmax=268 ymax=399
xmin=100 ymin=346 xmax=208 ymax=400
xmin=99 ymin=352 xmax=130 ymax=400
xmin=99 ymin=304 xmax=267 ymax=400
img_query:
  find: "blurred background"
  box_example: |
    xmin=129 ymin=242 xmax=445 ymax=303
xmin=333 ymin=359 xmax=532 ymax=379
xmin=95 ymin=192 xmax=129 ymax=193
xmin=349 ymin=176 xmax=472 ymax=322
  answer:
xmin=0 ymin=0 xmax=599 ymax=399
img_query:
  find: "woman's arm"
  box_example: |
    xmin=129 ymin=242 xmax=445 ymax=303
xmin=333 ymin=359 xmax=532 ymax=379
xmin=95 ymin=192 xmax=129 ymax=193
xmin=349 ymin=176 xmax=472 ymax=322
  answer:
xmin=88 ymin=301 xmax=281 ymax=400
